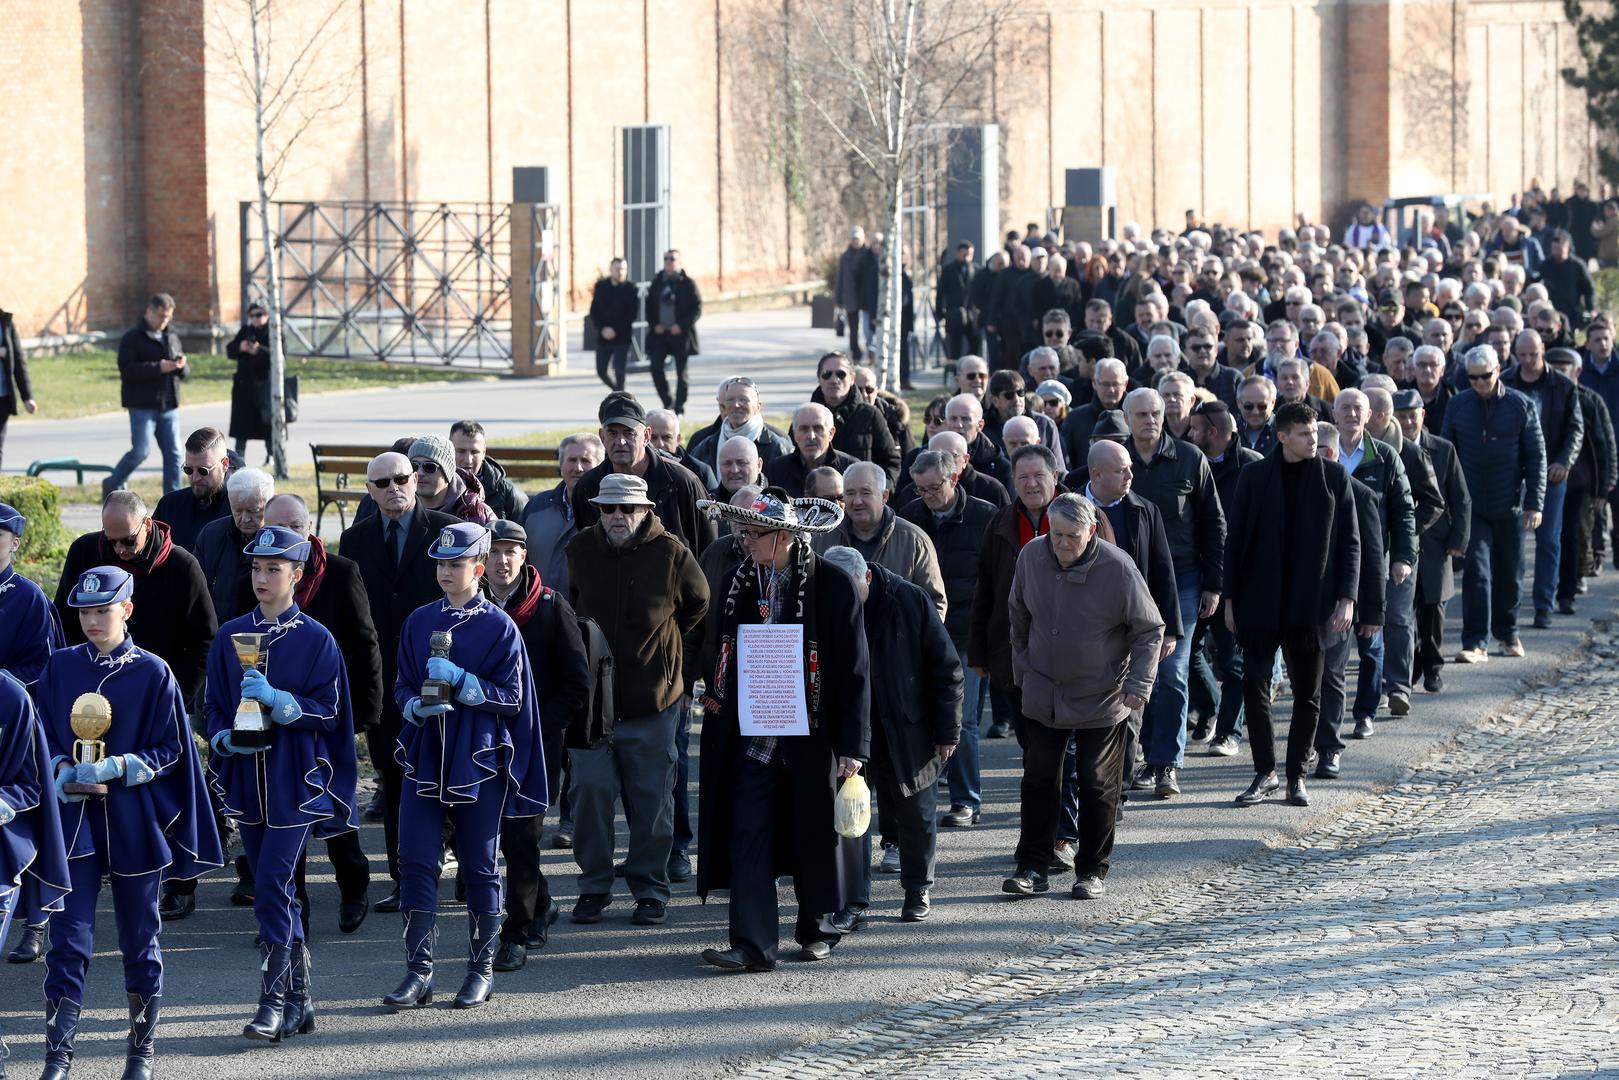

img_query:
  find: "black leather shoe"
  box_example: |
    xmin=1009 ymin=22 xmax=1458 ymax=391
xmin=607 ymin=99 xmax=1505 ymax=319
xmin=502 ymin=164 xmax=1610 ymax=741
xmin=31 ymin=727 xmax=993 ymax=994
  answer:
xmin=373 ymin=885 xmax=402 ymax=913
xmin=339 ymin=894 xmax=370 ymax=934
xmin=1423 ymin=669 xmax=1444 ymax=693
xmin=1001 ymin=866 xmax=1049 ymax=897
xmin=552 ymin=829 xmax=573 ymax=850
xmin=1352 ymin=716 xmax=1375 ymax=739
xmin=572 ymin=893 xmax=611 ymax=924
xmin=158 ymin=888 xmax=195 ymax=921
xmin=1558 ymin=598 xmax=1578 ymax=615
xmin=701 ymin=946 xmax=775 ymax=972
xmin=797 ymin=940 xmax=833 ymax=962
xmin=900 ymin=890 xmax=931 ymax=922
xmin=667 ymin=849 xmax=692 ymax=883
xmin=1533 ymin=609 xmax=1553 ymax=629
xmin=493 ymin=940 xmax=526 ymax=972
xmin=1314 ymin=751 xmax=1342 ymax=779
xmin=526 ymin=900 xmax=561 ymax=948
xmin=1388 ymin=690 xmax=1410 ymax=717
xmin=1287 ymin=776 xmax=1311 ymax=806
xmin=985 ymin=720 xmax=1011 ymax=739
xmin=939 ymin=805 xmax=981 ymax=827
xmin=364 ymin=787 xmax=385 ymax=822
xmin=631 ymin=899 xmax=667 ymax=926
xmin=1189 ymin=715 xmax=1213 ymax=742
xmin=1235 ymin=773 xmax=1281 ymax=805
xmin=6 ymin=922 xmax=44 ymax=963
xmin=829 ymin=905 xmax=868 ymax=933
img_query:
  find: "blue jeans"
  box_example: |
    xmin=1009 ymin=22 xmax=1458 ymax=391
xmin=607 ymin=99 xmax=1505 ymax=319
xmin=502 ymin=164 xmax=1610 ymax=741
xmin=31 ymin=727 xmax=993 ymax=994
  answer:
xmin=672 ymin=701 xmax=693 ymax=854
xmin=109 ymin=407 xmax=182 ymax=493
xmin=1143 ymin=572 xmax=1201 ymax=769
xmin=946 ymin=642 xmax=985 ymax=811
xmin=1532 ymin=481 xmax=1568 ymax=614
xmin=1381 ymin=574 xmax=1417 ymax=696
xmin=1462 ymin=513 xmax=1525 ymax=647
xmin=1189 ymin=607 xmax=1245 ymax=740
xmin=1351 ymin=627 xmax=1384 ymax=720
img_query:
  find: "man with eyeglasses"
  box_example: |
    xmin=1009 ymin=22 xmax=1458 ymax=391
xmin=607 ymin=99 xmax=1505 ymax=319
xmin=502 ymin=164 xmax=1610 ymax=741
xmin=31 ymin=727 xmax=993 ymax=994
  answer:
xmin=809 ymin=351 xmax=902 ymax=484
xmin=105 ymin=293 xmax=188 ymax=499
xmin=1060 ymin=358 xmax=1132 ymax=466
xmin=339 ymin=451 xmax=459 ymax=913
xmin=191 ymin=467 xmax=275 ymax=626
xmin=688 ymin=377 xmax=793 ymax=478
xmin=765 ymin=402 xmax=858 ymax=497
xmin=954 ymin=354 xmax=991 ymax=400
xmin=984 ymin=370 xmax=1064 ymax=470
xmin=410 ymin=433 xmax=497 ymax=526
xmin=1234 ymin=375 xmax=1279 ymax=454
xmin=1184 ymin=327 xmax=1240 ymax=407
xmin=1441 ymin=345 xmax=1547 ymax=662
xmin=1412 ymin=344 xmax=1454 ymax=432
xmin=566 ymin=474 xmax=708 ymax=928
xmin=1504 ymin=328 xmax=1584 ymax=629
xmin=646 ymin=250 xmax=702 ymax=415
xmin=572 ymin=392 xmax=716 ymax=554
xmin=153 ymin=426 xmax=233 ymax=551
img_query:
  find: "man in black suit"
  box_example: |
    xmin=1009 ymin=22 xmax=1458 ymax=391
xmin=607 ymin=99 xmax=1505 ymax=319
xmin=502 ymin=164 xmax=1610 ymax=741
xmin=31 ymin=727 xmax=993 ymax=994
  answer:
xmin=264 ymin=493 xmax=384 ymax=934
xmin=589 ymin=257 xmax=639 ymax=392
xmin=340 ymin=450 xmax=459 ymax=912
xmin=935 ymin=241 xmax=977 ymax=360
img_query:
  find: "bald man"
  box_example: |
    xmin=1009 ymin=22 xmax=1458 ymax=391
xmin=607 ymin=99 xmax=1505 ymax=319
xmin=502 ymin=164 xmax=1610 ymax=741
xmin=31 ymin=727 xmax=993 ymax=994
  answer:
xmin=714 ymin=435 xmax=763 ymax=498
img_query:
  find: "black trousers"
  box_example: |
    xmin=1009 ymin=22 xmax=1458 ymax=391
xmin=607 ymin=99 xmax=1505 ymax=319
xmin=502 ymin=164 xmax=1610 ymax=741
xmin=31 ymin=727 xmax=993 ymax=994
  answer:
xmin=0 ymin=410 xmax=9 ymax=469
xmin=1014 ymin=715 xmax=1126 ymax=879
xmin=293 ymin=830 xmax=371 ymax=910
xmin=728 ymin=755 xmax=840 ymax=965
xmin=944 ymin=318 xmax=977 ymax=361
xmin=1241 ymin=634 xmax=1325 ymax=779
xmin=648 ymin=332 xmax=691 ymax=413
xmin=1415 ymin=599 xmax=1448 ymax=677
xmin=498 ymin=723 xmax=565 ymax=945
xmin=594 ymin=341 xmax=630 ymax=392
xmin=846 ymin=718 xmax=937 ymax=899
xmin=1560 ymin=486 xmax=1591 ymax=602
xmin=369 ymin=727 xmax=405 ymax=881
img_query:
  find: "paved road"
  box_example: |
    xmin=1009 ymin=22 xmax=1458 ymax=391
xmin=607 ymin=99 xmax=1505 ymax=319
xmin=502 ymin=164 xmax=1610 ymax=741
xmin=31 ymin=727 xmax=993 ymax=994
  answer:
xmin=745 ymin=624 xmax=1619 ymax=1079
xmin=2 ymin=572 xmax=1613 ymax=1077
xmin=4 ymin=309 xmax=891 ymax=479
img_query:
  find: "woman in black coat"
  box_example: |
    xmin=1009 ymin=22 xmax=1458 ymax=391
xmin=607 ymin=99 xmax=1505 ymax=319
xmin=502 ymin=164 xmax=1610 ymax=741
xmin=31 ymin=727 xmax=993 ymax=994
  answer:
xmin=226 ymin=303 xmax=273 ymax=459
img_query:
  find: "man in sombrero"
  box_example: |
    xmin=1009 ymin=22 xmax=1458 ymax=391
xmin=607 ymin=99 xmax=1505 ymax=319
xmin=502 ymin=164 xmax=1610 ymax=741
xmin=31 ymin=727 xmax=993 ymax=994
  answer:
xmin=694 ymin=487 xmax=871 ymax=970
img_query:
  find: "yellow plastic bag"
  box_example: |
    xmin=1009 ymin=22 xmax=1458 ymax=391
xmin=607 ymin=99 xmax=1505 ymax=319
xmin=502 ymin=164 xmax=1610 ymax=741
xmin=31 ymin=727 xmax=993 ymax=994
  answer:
xmin=834 ymin=773 xmax=871 ymax=838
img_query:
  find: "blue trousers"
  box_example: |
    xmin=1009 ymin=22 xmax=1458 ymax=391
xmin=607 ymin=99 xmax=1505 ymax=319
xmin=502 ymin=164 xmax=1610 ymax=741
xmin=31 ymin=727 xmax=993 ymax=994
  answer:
xmin=1143 ymin=573 xmax=1202 ymax=769
xmin=44 ymin=854 xmax=163 ymax=1003
xmin=946 ymin=641 xmax=986 ymax=811
xmin=1190 ymin=607 xmax=1246 ymax=741
xmin=240 ymin=822 xmax=313 ymax=946
xmin=1352 ymin=627 xmax=1385 ymax=720
xmin=672 ymin=702 xmax=693 ymax=855
xmin=400 ymin=782 xmax=507 ymax=917
xmin=108 ymin=407 xmax=182 ymax=494
xmin=1462 ymin=513 xmax=1525 ymax=648
xmin=1532 ymin=480 xmax=1568 ymax=614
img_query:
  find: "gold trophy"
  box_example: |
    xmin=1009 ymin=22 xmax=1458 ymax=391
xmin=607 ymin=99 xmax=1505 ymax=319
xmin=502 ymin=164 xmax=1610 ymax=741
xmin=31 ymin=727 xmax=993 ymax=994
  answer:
xmin=231 ymin=632 xmax=273 ymax=749
xmin=65 ymin=693 xmax=113 ymax=796
xmin=420 ymin=630 xmax=455 ymax=707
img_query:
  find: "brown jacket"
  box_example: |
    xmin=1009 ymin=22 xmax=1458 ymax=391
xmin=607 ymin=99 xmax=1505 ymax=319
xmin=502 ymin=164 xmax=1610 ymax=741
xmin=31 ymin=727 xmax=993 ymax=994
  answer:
xmin=1008 ymin=534 xmax=1164 ymax=730
xmin=811 ymin=506 xmax=947 ymax=620
xmin=566 ymin=513 xmax=710 ymax=718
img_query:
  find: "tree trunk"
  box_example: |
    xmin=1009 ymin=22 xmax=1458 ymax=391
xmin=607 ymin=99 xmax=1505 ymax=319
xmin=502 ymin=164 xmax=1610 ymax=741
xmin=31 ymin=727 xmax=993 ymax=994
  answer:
xmin=249 ymin=0 xmax=289 ymax=479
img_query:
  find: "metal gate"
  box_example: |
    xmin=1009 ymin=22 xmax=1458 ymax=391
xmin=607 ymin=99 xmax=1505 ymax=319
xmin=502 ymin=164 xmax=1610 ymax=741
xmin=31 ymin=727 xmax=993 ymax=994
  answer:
xmin=239 ymin=200 xmax=566 ymax=371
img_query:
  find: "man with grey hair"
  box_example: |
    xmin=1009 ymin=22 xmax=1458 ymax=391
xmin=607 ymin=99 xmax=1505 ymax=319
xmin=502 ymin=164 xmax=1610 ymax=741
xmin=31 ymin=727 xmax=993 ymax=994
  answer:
xmin=805 ymin=465 xmax=844 ymax=504
xmin=1004 ymin=492 xmax=1163 ymax=900
xmin=192 ymin=466 xmax=275 ymax=624
xmin=55 ymin=486 xmax=219 ymax=918
xmin=1441 ymin=345 xmax=1546 ymax=661
xmin=1003 ymin=415 xmax=1040 ymax=459
xmin=823 ymin=544 xmax=961 ymax=925
xmin=688 ymin=376 xmax=793 ymax=476
xmin=944 ymin=391 xmax=1013 ymax=490
xmin=900 ymin=449 xmax=998 ymax=828
xmin=813 ymin=461 xmax=945 ymax=620
xmin=1060 ymin=357 xmax=1132 ymax=463
xmin=522 ymin=432 xmax=605 ymax=597
xmin=925 ymin=429 xmax=1009 ymax=507
xmin=646 ymin=408 xmax=718 ymax=493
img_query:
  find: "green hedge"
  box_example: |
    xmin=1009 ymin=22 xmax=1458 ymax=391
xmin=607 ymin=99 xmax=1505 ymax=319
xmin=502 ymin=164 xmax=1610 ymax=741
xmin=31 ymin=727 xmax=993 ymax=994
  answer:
xmin=0 ymin=476 xmax=70 ymax=595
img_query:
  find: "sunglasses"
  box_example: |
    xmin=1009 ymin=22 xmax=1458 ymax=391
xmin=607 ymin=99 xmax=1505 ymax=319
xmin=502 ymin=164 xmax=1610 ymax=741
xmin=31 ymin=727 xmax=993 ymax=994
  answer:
xmin=1239 ymin=402 xmax=1270 ymax=412
xmin=1044 ymin=330 xmax=1068 ymax=339
xmin=181 ymin=463 xmax=218 ymax=476
xmin=413 ymin=460 xmax=441 ymax=475
xmin=105 ymin=525 xmax=145 ymax=549
xmin=369 ymin=474 xmax=412 ymax=488
xmin=1467 ymin=372 xmax=1496 ymax=382
xmin=1187 ymin=343 xmax=1214 ymax=351
xmin=821 ymin=370 xmax=851 ymax=381
xmin=600 ymin=504 xmax=645 ymax=517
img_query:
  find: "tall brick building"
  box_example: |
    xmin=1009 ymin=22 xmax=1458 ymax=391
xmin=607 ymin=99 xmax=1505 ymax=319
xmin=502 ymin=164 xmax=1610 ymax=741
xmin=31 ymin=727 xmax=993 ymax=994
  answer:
xmin=0 ymin=0 xmax=1603 ymax=338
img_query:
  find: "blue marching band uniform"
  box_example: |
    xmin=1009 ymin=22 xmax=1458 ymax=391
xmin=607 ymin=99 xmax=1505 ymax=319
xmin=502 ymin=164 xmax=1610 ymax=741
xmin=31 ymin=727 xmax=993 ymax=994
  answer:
xmin=35 ymin=565 xmax=223 ymax=1080
xmin=386 ymin=522 xmax=547 ymax=1011
xmin=203 ymin=526 xmax=359 ymax=1042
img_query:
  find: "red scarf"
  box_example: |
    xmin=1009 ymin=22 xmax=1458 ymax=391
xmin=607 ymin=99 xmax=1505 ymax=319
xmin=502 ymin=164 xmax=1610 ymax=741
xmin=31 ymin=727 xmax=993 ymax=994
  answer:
xmin=293 ymin=536 xmax=330 ymax=607
xmin=492 ymin=565 xmax=545 ymax=628
xmin=102 ymin=518 xmax=175 ymax=577
xmin=1015 ymin=505 xmax=1051 ymax=549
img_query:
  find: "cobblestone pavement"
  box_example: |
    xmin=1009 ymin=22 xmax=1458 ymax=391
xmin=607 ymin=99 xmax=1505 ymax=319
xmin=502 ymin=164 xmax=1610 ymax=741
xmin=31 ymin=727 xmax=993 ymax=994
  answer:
xmin=743 ymin=631 xmax=1619 ymax=1079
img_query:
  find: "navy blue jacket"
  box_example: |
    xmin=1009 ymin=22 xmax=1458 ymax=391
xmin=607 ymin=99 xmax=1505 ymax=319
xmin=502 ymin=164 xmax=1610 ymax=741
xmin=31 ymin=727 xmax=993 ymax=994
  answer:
xmin=1439 ymin=386 xmax=1547 ymax=519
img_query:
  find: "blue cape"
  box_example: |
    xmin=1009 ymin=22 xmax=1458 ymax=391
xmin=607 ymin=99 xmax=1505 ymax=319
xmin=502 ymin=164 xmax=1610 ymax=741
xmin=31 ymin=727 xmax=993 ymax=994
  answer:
xmin=0 ymin=672 xmax=70 ymax=911
xmin=36 ymin=639 xmax=225 ymax=879
xmin=394 ymin=597 xmax=547 ymax=815
xmin=205 ymin=605 xmax=359 ymax=839
xmin=0 ymin=564 xmax=66 ymax=687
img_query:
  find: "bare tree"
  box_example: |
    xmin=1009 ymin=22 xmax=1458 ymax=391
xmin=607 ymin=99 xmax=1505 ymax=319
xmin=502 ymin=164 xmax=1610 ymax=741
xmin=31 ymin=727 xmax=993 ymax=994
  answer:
xmin=780 ymin=0 xmax=1022 ymax=388
xmin=212 ymin=0 xmax=359 ymax=478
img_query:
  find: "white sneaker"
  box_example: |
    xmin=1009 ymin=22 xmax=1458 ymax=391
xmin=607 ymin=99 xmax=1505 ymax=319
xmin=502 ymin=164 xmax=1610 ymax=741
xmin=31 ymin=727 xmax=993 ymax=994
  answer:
xmin=1454 ymin=647 xmax=1489 ymax=664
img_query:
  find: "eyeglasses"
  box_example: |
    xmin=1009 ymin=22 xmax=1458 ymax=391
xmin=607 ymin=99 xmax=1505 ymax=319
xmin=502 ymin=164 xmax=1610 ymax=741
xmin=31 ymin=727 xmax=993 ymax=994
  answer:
xmin=1467 ymin=372 xmax=1496 ymax=382
xmin=961 ymin=372 xmax=988 ymax=382
xmin=740 ymin=526 xmax=784 ymax=540
xmin=994 ymin=389 xmax=1023 ymax=399
xmin=600 ymin=505 xmax=645 ymax=517
xmin=1239 ymin=402 xmax=1270 ymax=412
xmin=181 ymin=463 xmax=219 ymax=476
xmin=913 ymin=480 xmax=949 ymax=498
xmin=856 ymin=385 xmax=877 ymax=396
xmin=413 ymin=460 xmax=441 ymax=475
xmin=369 ymin=474 xmax=412 ymax=488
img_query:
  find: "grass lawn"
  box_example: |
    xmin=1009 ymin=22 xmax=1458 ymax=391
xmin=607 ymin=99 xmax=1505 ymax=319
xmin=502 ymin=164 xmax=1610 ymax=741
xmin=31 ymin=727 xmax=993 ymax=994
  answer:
xmin=17 ymin=348 xmax=494 ymax=422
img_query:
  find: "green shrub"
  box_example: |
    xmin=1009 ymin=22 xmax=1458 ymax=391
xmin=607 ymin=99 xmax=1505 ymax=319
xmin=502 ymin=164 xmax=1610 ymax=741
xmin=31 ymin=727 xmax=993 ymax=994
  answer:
xmin=0 ymin=476 xmax=70 ymax=595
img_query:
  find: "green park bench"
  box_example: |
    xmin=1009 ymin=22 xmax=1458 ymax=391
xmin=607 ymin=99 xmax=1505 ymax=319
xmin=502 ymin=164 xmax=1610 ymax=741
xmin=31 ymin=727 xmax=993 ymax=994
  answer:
xmin=27 ymin=458 xmax=115 ymax=485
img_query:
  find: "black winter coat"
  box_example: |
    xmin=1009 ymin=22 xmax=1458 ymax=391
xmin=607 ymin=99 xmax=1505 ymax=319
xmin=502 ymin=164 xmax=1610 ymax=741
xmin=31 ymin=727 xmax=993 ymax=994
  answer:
xmin=763 ymin=447 xmax=857 ymax=498
xmin=116 ymin=322 xmax=186 ymax=411
xmin=588 ymin=277 xmax=639 ymax=340
xmin=1344 ymin=435 xmax=1419 ymax=570
xmin=339 ymin=503 xmax=460 ymax=741
xmin=964 ymin=432 xmax=1012 ymax=491
xmin=55 ymin=523 xmax=217 ymax=708
xmin=477 ymin=457 xmax=528 ymax=522
xmin=572 ymin=449 xmax=717 ymax=554
xmin=646 ymin=270 xmax=702 ymax=353
xmin=809 ymin=389 xmax=903 ymax=485
xmin=934 ymin=260 xmax=974 ymax=325
xmin=1379 ymin=424 xmax=1446 ymax=554
xmin=1127 ymin=433 xmax=1226 ymax=590
xmin=895 ymin=457 xmax=1009 ymax=510
xmin=488 ymin=565 xmax=590 ymax=735
xmin=0 ymin=308 xmax=35 ymax=417
xmin=1439 ymin=386 xmax=1547 ymax=519
xmin=1347 ymin=474 xmax=1389 ymax=627
xmin=862 ymin=565 xmax=963 ymax=795
xmin=1416 ymin=430 xmax=1471 ymax=606
xmin=226 ymin=323 xmax=273 ymax=441
xmin=1223 ymin=453 xmax=1361 ymax=643
xmin=299 ymin=547 xmax=385 ymax=732
xmin=835 ymin=245 xmax=880 ymax=313
xmin=969 ymin=492 xmax=1066 ymax=689
xmin=1208 ymin=444 xmax=1263 ymax=515
xmin=1569 ymin=384 xmax=1618 ymax=496
xmin=688 ymin=422 xmax=794 ymax=477
xmin=153 ymin=487 xmax=231 ymax=554
xmin=898 ymin=489 xmax=998 ymax=647
xmin=1094 ymin=491 xmax=1183 ymax=639
xmin=1503 ymin=367 xmax=1584 ymax=471
xmin=192 ymin=517 xmax=255 ymax=624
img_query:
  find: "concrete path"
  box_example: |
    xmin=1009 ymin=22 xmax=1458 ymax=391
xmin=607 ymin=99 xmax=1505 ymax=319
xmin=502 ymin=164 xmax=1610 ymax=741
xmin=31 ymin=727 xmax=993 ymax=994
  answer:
xmin=1 ymin=572 xmax=1613 ymax=1078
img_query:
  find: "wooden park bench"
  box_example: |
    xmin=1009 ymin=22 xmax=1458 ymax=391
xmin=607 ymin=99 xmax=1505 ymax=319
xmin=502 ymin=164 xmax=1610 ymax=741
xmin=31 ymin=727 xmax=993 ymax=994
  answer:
xmin=311 ymin=443 xmax=563 ymax=533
